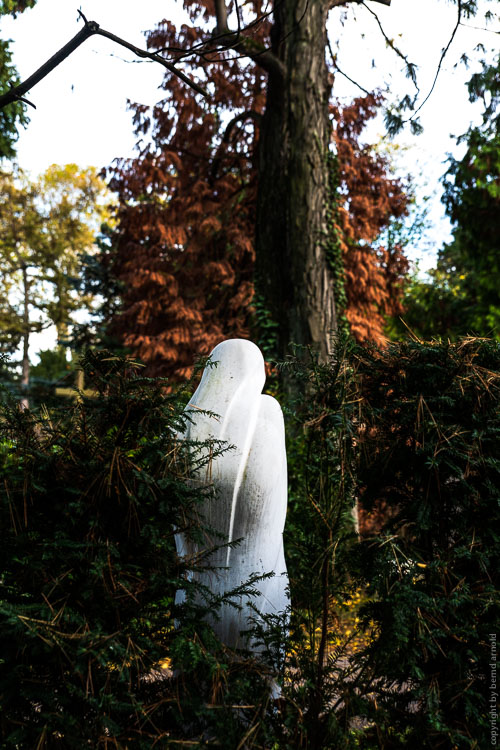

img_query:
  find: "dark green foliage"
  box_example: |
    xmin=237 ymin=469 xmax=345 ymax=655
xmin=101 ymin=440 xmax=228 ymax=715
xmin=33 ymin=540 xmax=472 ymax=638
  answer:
xmin=0 ymin=349 xmax=74 ymax=408
xmin=30 ymin=347 xmax=72 ymax=380
xmin=0 ymin=39 xmax=28 ymax=159
xmin=0 ymin=350 xmax=217 ymax=747
xmin=72 ymin=224 xmax=125 ymax=354
xmin=1 ymin=339 xmax=498 ymax=747
xmin=283 ymin=340 xmax=357 ymax=611
xmin=350 ymin=337 xmax=500 ymax=748
xmin=0 ymin=1 xmax=36 ymax=158
xmin=395 ymin=267 xmax=469 ymax=341
xmin=439 ymin=91 xmax=500 ymax=337
xmin=269 ymin=341 xmax=363 ymax=749
xmin=401 ymin=55 xmax=500 ymax=341
xmin=27 ymin=348 xmax=75 ymax=409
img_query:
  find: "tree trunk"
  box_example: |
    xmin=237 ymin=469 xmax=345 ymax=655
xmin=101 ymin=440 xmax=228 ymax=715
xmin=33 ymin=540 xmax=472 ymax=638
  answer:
xmin=20 ymin=263 xmax=30 ymax=409
xmin=256 ymin=0 xmax=336 ymax=362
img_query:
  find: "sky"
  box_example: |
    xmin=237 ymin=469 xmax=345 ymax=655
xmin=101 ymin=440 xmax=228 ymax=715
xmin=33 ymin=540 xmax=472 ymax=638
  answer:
xmin=0 ymin=0 xmax=498 ymax=355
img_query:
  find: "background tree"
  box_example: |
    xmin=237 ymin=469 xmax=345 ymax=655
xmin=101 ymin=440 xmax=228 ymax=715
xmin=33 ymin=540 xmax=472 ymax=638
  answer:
xmin=0 ymin=168 xmax=46 ymax=403
xmin=108 ymin=67 xmax=410 ymax=378
xmin=106 ymin=8 xmax=265 ymax=379
xmin=0 ymin=165 xmax=110 ymax=400
xmin=1 ymin=1 xmax=494 ymax=365
xmin=106 ymin=0 xmax=493 ymax=376
xmin=105 ymin=0 xmax=426 ymax=378
xmin=440 ymin=52 xmax=500 ymax=337
xmin=29 ymin=346 xmax=71 ymax=381
xmin=398 ymin=53 xmax=500 ymax=341
xmin=0 ymin=0 xmax=37 ymax=158
xmin=36 ymin=163 xmax=111 ymax=344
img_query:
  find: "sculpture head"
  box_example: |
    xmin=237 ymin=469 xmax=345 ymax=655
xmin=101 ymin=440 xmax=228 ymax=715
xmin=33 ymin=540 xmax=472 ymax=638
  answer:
xmin=190 ymin=338 xmax=266 ymax=407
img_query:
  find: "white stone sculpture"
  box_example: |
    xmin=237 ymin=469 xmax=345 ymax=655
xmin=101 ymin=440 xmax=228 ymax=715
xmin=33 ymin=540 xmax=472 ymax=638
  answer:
xmin=175 ymin=338 xmax=289 ymax=650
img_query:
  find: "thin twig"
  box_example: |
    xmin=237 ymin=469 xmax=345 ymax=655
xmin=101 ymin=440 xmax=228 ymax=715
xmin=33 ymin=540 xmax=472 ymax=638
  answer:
xmin=409 ymin=0 xmax=463 ymax=121
xmin=94 ymin=26 xmax=208 ymax=96
xmin=459 ymin=21 xmax=499 ymax=34
xmin=330 ymin=0 xmax=391 ymax=6
xmin=361 ymin=1 xmax=419 ymax=96
xmin=327 ymin=38 xmax=370 ymax=95
xmin=158 ymin=0 xmax=286 ymax=77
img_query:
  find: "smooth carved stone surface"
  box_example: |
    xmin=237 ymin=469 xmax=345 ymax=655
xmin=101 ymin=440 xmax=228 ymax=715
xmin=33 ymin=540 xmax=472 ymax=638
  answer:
xmin=176 ymin=339 xmax=289 ymax=649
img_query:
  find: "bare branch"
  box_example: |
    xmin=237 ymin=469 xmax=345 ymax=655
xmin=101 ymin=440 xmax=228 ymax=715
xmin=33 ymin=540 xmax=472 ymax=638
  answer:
xmin=150 ymin=1 xmax=288 ymax=78
xmin=222 ymin=110 xmax=263 ymax=144
xmin=214 ymin=0 xmax=230 ymax=34
xmin=460 ymin=22 xmax=500 ymax=34
xmin=211 ymin=0 xmax=285 ymax=78
xmin=0 ymin=22 xmax=97 ymax=109
xmin=361 ymin=1 xmax=419 ymax=97
xmin=153 ymin=3 xmax=275 ymax=61
xmin=0 ymin=16 xmax=208 ymax=110
xmin=409 ymin=0 xmax=463 ymax=122
xmin=327 ymin=38 xmax=370 ymax=95
xmin=95 ymin=27 xmax=208 ymax=96
xmin=77 ymin=8 xmax=88 ymax=24
xmin=330 ymin=0 xmax=391 ymax=7
xmin=210 ymin=110 xmax=262 ymax=181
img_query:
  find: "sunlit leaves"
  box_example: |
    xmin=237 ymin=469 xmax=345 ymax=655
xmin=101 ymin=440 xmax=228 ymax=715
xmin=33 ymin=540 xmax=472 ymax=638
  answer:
xmin=0 ymin=165 xmax=111 ymax=364
xmin=0 ymin=0 xmax=36 ymax=16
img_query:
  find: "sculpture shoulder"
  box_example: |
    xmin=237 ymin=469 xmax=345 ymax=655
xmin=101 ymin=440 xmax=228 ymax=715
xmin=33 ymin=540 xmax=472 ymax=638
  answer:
xmin=259 ymin=393 xmax=285 ymax=429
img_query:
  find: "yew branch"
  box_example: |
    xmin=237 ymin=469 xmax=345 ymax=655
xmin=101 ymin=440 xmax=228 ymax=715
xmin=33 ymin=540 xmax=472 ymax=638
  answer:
xmin=0 ymin=16 xmax=207 ymax=110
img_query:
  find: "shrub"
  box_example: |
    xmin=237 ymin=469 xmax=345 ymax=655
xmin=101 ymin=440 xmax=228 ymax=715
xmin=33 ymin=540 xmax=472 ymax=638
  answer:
xmin=351 ymin=337 xmax=500 ymax=748
xmin=269 ymin=341 xmax=363 ymax=749
xmin=0 ymin=351 xmax=211 ymax=747
xmin=2 ymin=337 xmax=497 ymax=748
xmin=0 ymin=351 xmax=290 ymax=748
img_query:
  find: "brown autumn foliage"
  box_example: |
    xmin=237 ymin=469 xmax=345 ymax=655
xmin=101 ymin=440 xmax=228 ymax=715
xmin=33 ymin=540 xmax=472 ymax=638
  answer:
xmin=333 ymin=95 xmax=409 ymax=344
xmin=107 ymin=9 xmax=409 ymax=379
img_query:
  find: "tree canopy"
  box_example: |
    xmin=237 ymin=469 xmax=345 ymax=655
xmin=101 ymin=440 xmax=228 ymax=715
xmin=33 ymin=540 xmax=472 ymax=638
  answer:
xmin=399 ymin=52 xmax=500 ymax=340
xmin=0 ymin=164 xmax=111 ymax=399
xmin=106 ymin=3 xmax=413 ymax=379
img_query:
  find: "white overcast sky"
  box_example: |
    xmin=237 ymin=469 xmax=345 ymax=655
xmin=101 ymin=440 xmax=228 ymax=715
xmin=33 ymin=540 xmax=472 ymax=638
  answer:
xmin=0 ymin=0 xmax=498 ymax=357
xmin=1 ymin=0 xmax=497 ymax=251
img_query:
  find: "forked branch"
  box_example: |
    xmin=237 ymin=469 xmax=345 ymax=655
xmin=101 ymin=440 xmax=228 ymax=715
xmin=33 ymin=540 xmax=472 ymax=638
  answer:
xmin=0 ymin=14 xmax=208 ymax=110
xmin=213 ymin=0 xmax=286 ymax=79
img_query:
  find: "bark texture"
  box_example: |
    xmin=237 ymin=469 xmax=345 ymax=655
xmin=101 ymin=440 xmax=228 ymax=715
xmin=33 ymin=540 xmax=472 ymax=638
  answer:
xmin=256 ymin=0 xmax=336 ymax=361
